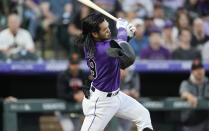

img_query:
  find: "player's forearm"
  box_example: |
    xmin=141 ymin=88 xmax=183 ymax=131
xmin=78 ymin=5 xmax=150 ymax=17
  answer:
xmin=181 ymin=92 xmax=194 ymax=100
xmin=117 ymin=28 xmax=127 ymax=42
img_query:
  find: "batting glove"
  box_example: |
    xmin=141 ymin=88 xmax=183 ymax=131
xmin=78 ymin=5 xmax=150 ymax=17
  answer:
xmin=126 ymin=24 xmax=136 ymax=37
xmin=116 ymin=18 xmax=128 ymax=29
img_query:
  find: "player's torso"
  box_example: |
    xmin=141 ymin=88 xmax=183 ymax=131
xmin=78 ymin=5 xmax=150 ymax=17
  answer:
xmin=85 ymin=40 xmax=120 ymax=92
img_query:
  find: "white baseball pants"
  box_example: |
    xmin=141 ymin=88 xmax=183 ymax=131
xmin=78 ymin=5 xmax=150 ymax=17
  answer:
xmin=81 ymin=88 xmax=153 ymax=131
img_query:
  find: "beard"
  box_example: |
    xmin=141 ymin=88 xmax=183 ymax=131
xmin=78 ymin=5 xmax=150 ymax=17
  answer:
xmin=194 ymin=74 xmax=204 ymax=82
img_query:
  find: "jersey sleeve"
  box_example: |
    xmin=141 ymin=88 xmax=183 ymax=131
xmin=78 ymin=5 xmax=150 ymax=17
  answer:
xmin=179 ymin=80 xmax=191 ymax=95
xmin=117 ymin=28 xmax=127 ymax=42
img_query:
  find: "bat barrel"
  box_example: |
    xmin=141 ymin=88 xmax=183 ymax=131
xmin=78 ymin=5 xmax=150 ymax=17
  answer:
xmin=77 ymin=0 xmax=118 ymax=21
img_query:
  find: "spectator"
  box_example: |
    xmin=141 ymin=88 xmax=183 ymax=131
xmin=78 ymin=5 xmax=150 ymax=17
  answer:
xmin=173 ymin=28 xmax=201 ymax=60
xmin=159 ymin=0 xmax=185 ymax=21
xmin=161 ymin=0 xmax=185 ymax=11
xmin=39 ymin=1 xmax=56 ymax=31
xmin=153 ymin=3 xmax=165 ymax=28
xmin=143 ymin=15 xmax=155 ymax=36
xmin=56 ymin=3 xmax=74 ymax=52
xmin=61 ymin=3 xmax=73 ymax=25
xmin=68 ymin=6 xmax=91 ymax=58
xmin=124 ymin=7 xmax=137 ymax=23
xmin=199 ymin=0 xmax=209 ymax=17
xmin=56 ymin=53 xmax=90 ymax=131
xmin=129 ymin=18 xmax=149 ymax=58
xmin=40 ymin=0 xmax=72 ymax=31
xmin=191 ymin=18 xmax=209 ymax=50
xmin=140 ymin=27 xmax=172 ymax=60
xmin=203 ymin=19 xmax=209 ymax=36
xmin=184 ymin=0 xmax=202 ymax=19
xmin=162 ymin=20 xmax=179 ymax=52
xmin=176 ymin=11 xmax=191 ymax=34
xmin=202 ymin=41 xmax=209 ymax=61
xmin=24 ymin=0 xmax=42 ymax=38
xmin=0 ymin=96 xmax=17 ymax=131
xmin=118 ymin=68 xmax=140 ymax=131
xmin=93 ymin=0 xmax=122 ymax=15
xmin=179 ymin=60 xmax=209 ymax=131
xmin=41 ymin=0 xmax=72 ymax=21
xmin=68 ymin=5 xmax=91 ymax=36
xmin=121 ymin=0 xmax=153 ymax=18
xmin=0 ymin=14 xmax=35 ymax=57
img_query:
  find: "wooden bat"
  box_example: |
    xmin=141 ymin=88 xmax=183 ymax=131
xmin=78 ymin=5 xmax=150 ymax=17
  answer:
xmin=77 ymin=0 xmax=118 ymax=21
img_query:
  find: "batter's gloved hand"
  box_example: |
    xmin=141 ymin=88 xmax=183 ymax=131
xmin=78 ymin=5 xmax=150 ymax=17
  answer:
xmin=126 ymin=24 xmax=136 ymax=37
xmin=82 ymin=85 xmax=90 ymax=99
xmin=116 ymin=18 xmax=128 ymax=29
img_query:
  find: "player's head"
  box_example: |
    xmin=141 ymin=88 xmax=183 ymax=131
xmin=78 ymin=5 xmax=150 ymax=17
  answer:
xmin=79 ymin=13 xmax=110 ymax=57
xmin=191 ymin=60 xmax=205 ymax=82
xmin=82 ymin=13 xmax=111 ymax=41
xmin=68 ymin=53 xmax=81 ymax=77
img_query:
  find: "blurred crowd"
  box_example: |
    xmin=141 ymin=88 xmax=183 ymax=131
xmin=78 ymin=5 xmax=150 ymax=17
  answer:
xmin=0 ymin=0 xmax=209 ymax=61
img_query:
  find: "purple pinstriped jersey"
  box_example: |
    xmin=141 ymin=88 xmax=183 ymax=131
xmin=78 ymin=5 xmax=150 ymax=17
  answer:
xmin=84 ymin=28 xmax=127 ymax=92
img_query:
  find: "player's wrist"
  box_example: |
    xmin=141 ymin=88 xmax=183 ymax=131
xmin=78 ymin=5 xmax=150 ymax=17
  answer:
xmin=116 ymin=18 xmax=128 ymax=30
xmin=126 ymin=23 xmax=136 ymax=37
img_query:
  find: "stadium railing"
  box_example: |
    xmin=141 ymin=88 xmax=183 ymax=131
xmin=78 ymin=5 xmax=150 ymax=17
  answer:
xmin=3 ymin=97 xmax=209 ymax=131
xmin=0 ymin=60 xmax=208 ymax=74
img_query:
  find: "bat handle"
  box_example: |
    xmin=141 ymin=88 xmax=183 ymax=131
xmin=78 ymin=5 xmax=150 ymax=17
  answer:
xmin=113 ymin=17 xmax=118 ymax=22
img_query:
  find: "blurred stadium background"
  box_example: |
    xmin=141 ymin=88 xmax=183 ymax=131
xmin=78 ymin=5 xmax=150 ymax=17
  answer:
xmin=0 ymin=0 xmax=209 ymax=131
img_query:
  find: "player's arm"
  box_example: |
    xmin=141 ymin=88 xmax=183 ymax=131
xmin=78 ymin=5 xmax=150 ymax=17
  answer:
xmin=181 ymin=92 xmax=197 ymax=107
xmin=179 ymin=81 xmax=197 ymax=107
xmin=106 ymin=40 xmax=135 ymax=69
xmin=116 ymin=18 xmax=136 ymax=41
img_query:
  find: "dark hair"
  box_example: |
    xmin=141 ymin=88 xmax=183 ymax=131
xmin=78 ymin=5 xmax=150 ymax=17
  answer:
xmin=176 ymin=11 xmax=191 ymax=31
xmin=76 ymin=13 xmax=105 ymax=57
xmin=179 ymin=27 xmax=191 ymax=36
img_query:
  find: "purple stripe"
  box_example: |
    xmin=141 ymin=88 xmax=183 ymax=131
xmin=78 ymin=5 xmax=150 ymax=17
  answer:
xmin=88 ymin=97 xmax=99 ymax=131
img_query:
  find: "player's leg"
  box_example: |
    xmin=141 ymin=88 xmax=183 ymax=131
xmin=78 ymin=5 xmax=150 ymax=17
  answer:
xmin=81 ymin=94 xmax=120 ymax=131
xmin=115 ymin=92 xmax=153 ymax=131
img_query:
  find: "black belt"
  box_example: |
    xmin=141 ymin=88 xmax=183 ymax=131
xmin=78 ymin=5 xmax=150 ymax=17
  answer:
xmin=91 ymin=86 xmax=119 ymax=97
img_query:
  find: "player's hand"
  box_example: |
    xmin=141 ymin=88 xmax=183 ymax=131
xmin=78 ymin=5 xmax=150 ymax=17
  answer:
xmin=130 ymin=90 xmax=139 ymax=99
xmin=187 ymin=94 xmax=197 ymax=107
xmin=116 ymin=18 xmax=128 ymax=29
xmin=122 ymin=89 xmax=131 ymax=96
xmin=126 ymin=24 xmax=136 ymax=37
xmin=5 ymin=96 xmax=18 ymax=102
xmin=74 ymin=91 xmax=84 ymax=103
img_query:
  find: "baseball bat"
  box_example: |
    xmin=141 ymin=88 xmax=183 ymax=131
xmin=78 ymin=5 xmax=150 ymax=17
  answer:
xmin=77 ymin=0 xmax=118 ymax=21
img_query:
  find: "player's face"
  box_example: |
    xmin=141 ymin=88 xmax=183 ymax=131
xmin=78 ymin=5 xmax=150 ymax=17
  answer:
xmin=69 ymin=63 xmax=80 ymax=76
xmin=192 ymin=68 xmax=205 ymax=81
xmin=98 ymin=20 xmax=111 ymax=41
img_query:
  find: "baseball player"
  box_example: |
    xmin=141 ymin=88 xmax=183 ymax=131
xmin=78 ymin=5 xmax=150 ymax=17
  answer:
xmin=78 ymin=13 xmax=153 ymax=131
